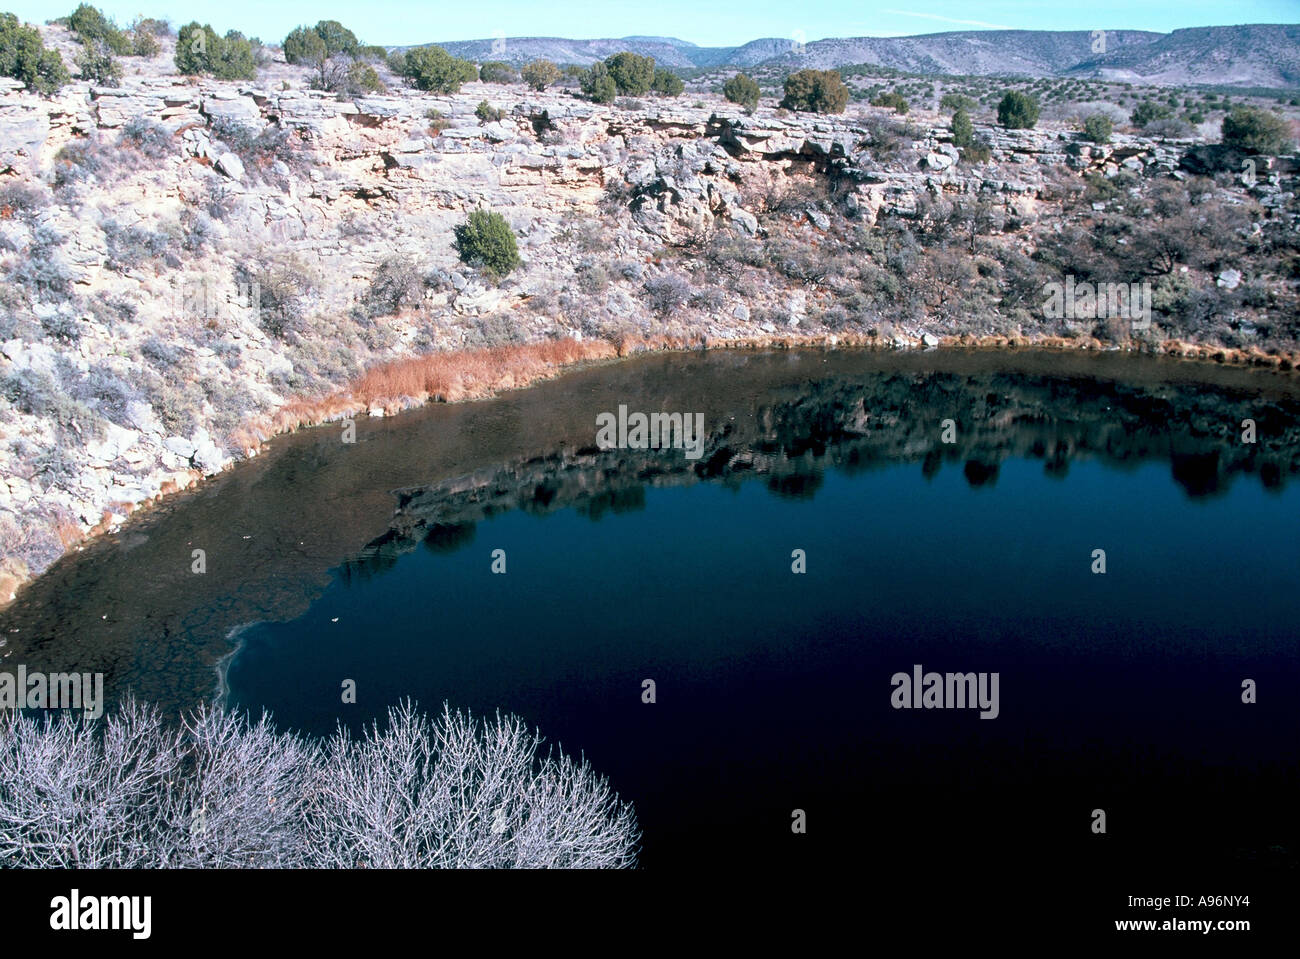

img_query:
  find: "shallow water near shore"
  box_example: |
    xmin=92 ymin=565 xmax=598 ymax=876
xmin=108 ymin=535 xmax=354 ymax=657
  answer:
xmin=3 ymin=348 xmax=1299 ymax=872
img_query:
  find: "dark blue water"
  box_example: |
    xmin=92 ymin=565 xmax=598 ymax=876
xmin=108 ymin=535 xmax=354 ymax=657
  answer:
xmin=225 ymin=449 xmax=1300 ymax=873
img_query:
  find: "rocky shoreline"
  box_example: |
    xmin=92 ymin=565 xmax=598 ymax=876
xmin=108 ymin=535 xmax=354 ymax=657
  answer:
xmin=5 ymin=332 xmax=1299 ymax=609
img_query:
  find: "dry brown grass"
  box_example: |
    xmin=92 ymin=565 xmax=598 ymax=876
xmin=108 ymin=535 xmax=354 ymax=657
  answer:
xmin=228 ymin=339 xmax=623 ymax=450
xmin=0 ymin=557 xmax=26 ymax=606
xmin=348 ymin=338 xmax=618 ymax=407
xmin=53 ymin=511 xmax=84 ymax=549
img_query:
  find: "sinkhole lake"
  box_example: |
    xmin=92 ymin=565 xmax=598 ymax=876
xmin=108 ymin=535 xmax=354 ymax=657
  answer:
xmin=4 ymin=349 xmax=1299 ymax=874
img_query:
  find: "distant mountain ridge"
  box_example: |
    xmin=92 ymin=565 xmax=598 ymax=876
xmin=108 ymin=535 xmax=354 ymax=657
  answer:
xmin=413 ymin=24 xmax=1300 ymax=87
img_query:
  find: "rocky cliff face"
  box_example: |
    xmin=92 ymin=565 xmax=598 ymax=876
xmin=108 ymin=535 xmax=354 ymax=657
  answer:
xmin=0 ymin=44 xmax=1297 ymax=604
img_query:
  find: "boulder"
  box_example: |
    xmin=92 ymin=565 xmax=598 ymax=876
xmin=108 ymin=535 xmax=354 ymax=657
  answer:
xmin=215 ymin=152 xmax=245 ymax=181
xmin=1216 ymin=269 xmax=1242 ymax=290
xmin=923 ymin=151 xmax=955 ymax=171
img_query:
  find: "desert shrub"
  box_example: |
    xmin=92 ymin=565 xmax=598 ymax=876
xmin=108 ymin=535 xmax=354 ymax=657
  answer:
xmin=2 ymin=367 xmax=56 ymax=415
xmin=723 ymin=72 xmax=760 ymax=112
xmin=605 ymin=52 xmax=655 ymax=95
xmin=1083 ymin=171 xmax=1121 ymax=203
xmin=0 ymin=698 xmax=638 ymax=869
xmin=782 ymin=70 xmax=849 ymax=114
xmin=997 ymin=91 xmax=1039 ymax=129
xmin=338 ymin=212 xmax=372 ymax=237
xmin=7 ymin=225 xmax=72 ymax=300
xmin=284 ymin=21 xmax=365 ymax=92
xmin=616 ymin=97 xmax=645 ymax=111
xmin=126 ymin=18 xmax=160 ymax=56
xmin=1221 ymin=107 xmax=1293 ymax=155
xmin=750 ymin=176 xmax=827 ymax=216
xmin=643 ymin=273 xmax=691 ymax=315
xmin=425 ymin=108 xmax=450 ymax=135
xmin=580 ymin=62 xmax=617 ymax=104
xmin=871 ymin=91 xmax=909 ymax=114
xmin=0 ymin=182 xmax=50 ymax=221
xmin=1081 ymin=113 xmax=1113 ymax=144
xmin=67 ymin=5 xmax=130 ymax=54
xmin=73 ymin=39 xmax=121 ymax=83
xmin=203 ymin=183 xmax=238 ymax=221
xmin=39 ymin=311 xmax=81 ymax=343
xmin=120 ymin=117 xmax=172 ymax=158
xmin=478 ymin=60 xmax=516 ymax=84
xmin=31 ymin=445 xmax=82 ymax=490
xmin=69 ymin=363 xmax=137 ymax=423
xmin=174 ymin=22 xmax=257 ymax=80
xmin=52 ymin=137 xmax=117 ymax=192
xmin=951 ymin=107 xmax=974 ymax=147
xmin=1152 ymin=271 xmax=1195 ymax=314
xmin=764 ymin=237 xmax=831 ymax=284
xmin=1143 ymin=117 xmax=1192 ymax=139
xmin=102 ymin=219 xmax=170 ymax=273
xmin=343 ymin=61 xmax=384 ymax=95
xmin=9 ymin=256 xmax=73 ymax=301
xmin=652 ymin=68 xmax=684 ymax=97
xmin=283 ymin=20 xmax=357 ymax=64
xmin=690 ymin=285 xmax=726 ymax=311
xmin=0 ymin=12 xmax=71 ymax=93
xmin=453 ymin=209 xmax=521 ymax=278
xmin=234 ymin=256 xmax=317 ymax=340
xmin=149 ymin=378 xmax=202 ymax=434
xmin=940 ymin=93 xmax=976 ymax=112
xmin=521 ymin=59 xmax=560 ymax=91
xmin=559 ymin=219 xmax=604 ymax=252
xmin=283 ymin=27 xmax=325 ymax=68
xmin=960 ymin=136 xmax=992 ymax=163
xmin=141 ymin=335 xmax=183 ymax=367
xmin=702 ymin=229 xmax=764 ymax=277
xmin=400 ymin=45 xmax=476 ymax=93
xmin=863 ymin=118 xmax=917 ymax=160
xmin=475 ymin=99 xmax=504 ymax=122
xmin=574 ymin=259 xmax=610 ymax=294
xmin=2 ymin=366 xmax=99 ymax=437
xmin=179 ymin=208 xmax=215 ymax=252
xmin=365 ymin=255 xmax=426 ymax=316
xmin=1131 ymin=99 xmax=1173 ymax=128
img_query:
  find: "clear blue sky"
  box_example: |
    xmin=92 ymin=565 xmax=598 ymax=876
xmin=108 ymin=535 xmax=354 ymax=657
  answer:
xmin=12 ymin=0 xmax=1298 ymax=47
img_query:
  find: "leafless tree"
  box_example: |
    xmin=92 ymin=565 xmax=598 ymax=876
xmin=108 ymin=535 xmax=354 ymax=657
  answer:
xmin=0 ymin=697 xmax=639 ymax=869
xmin=0 ymin=698 xmax=182 ymax=867
xmin=152 ymin=706 xmax=318 ymax=868
xmin=643 ymin=274 xmax=693 ymax=316
xmin=302 ymin=702 xmax=640 ymax=869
